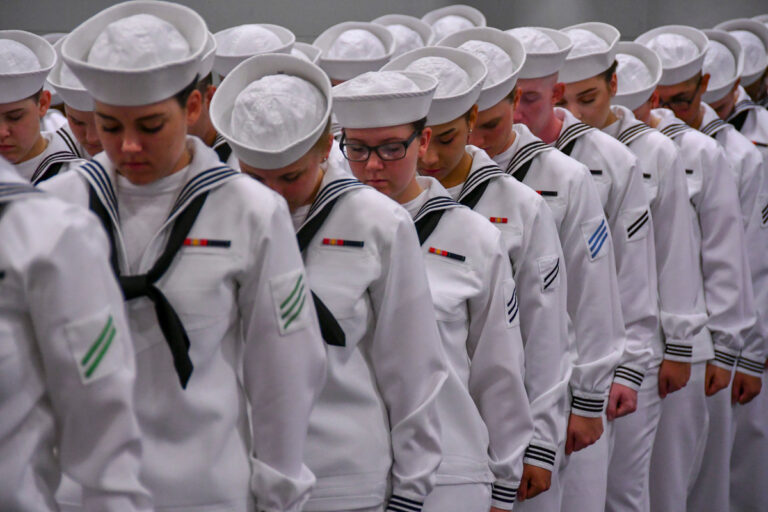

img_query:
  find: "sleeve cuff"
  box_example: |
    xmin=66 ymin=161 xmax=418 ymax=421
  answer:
xmin=388 ymin=494 xmax=424 ymax=512
xmin=570 ymin=392 xmax=606 ymax=418
xmin=664 ymin=342 xmax=693 ymax=362
xmin=711 ymin=348 xmax=739 ymax=370
xmin=491 ymin=482 xmax=518 ymax=510
xmin=613 ymin=365 xmax=645 ymax=391
xmin=736 ymin=355 xmax=765 ymax=376
xmin=523 ymin=443 xmax=557 ymax=471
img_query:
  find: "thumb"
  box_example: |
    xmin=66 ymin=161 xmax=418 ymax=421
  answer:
xmin=658 ymin=375 xmax=668 ymax=399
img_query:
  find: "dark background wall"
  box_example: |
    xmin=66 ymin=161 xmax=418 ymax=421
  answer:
xmin=2 ymin=0 xmax=766 ymax=41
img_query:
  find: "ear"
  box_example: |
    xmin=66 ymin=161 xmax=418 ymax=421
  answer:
xmin=185 ymin=89 xmax=203 ymax=126
xmin=321 ymin=132 xmax=333 ymax=161
xmin=609 ymin=73 xmax=618 ymax=97
xmin=552 ymin=82 xmax=565 ymax=105
xmin=467 ymin=104 xmax=479 ymax=133
xmin=650 ymin=90 xmax=660 ymax=109
xmin=205 ymin=84 xmax=217 ymax=106
xmin=701 ymin=73 xmax=711 ymax=92
xmin=512 ymin=86 xmax=522 ymax=110
xmin=417 ymin=127 xmax=432 ymax=159
xmin=37 ymin=89 xmax=51 ymax=118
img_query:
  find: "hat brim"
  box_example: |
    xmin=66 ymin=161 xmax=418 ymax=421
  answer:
xmin=213 ymin=24 xmax=294 ymax=77
xmin=314 ymin=22 xmax=395 ymax=81
xmin=636 ymin=25 xmax=708 ymax=86
xmin=509 ymin=27 xmax=573 ymax=80
xmin=560 ymin=22 xmax=620 ymax=83
xmin=612 ymin=41 xmax=662 ymax=112
xmin=701 ymin=29 xmax=744 ymax=103
xmin=0 ymin=30 xmax=56 ymax=104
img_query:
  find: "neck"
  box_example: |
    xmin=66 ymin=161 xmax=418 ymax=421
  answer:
xmin=537 ymin=109 xmax=564 ymax=144
xmin=18 ymin=134 xmax=47 ymax=164
xmin=598 ymin=109 xmax=619 ymax=130
xmin=304 ymin=167 xmax=325 ymax=209
xmin=203 ymin=124 xmax=218 ymax=147
xmin=495 ymin=128 xmax=517 ymax=158
xmin=441 ymin=151 xmax=473 ymax=189
xmin=396 ymin=176 xmax=424 ymax=205
xmin=689 ymin=106 xmax=705 ymax=130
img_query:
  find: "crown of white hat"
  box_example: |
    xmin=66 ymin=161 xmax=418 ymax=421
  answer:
xmin=213 ymin=24 xmax=294 ymax=77
xmin=636 ymin=25 xmax=708 ymax=86
xmin=46 ymin=37 xmax=93 ymax=111
xmin=612 ymin=41 xmax=663 ymax=111
xmin=0 ymin=30 xmax=56 ymax=104
xmin=437 ymin=26 xmax=526 ymax=111
xmin=422 ymin=5 xmax=486 ymax=41
xmin=314 ymin=22 xmax=395 ymax=81
xmin=373 ymin=14 xmax=435 ymax=57
xmin=559 ymin=22 xmax=620 ymax=83
xmin=715 ymin=19 xmax=768 ymax=86
xmin=506 ymin=27 xmax=573 ymax=79
xmin=332 ymin=70 xmax=438 ymax=129
xmin=701 ymin=29 xmax=743 ymax=103
xmin=62 ymin=0 xmax=207 ymax=107
xmin=211 ymin=53 xmax=331 ymax=170
xmin=381 ymin=46 xmax=486 ymax=125
xmin=291 ymin=42 xmax=322 ymax=64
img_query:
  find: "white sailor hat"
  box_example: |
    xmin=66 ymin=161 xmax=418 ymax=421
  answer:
xmin=422 ymin=5 xmax=486 ymax=42
xmin=559 ymin=22 xmax=620 ymax=84
xmin=198 ymin=31 xmax=216 ymax=79
xmin=332 ymin=70 xmax=438 ymax=129
xmin=46 ymin=37 xmax=94 ymax=111
xmin=210 ymin=54 xmax=331 ymax=170
xmin=372 ymin=14 xmax=435 ymax=57
xmin=62 ymin=0 xmax=206 ymax=107
xmin=506 ymin=27 xmax=573 ymax=79
xmin=42 ymin=33 xmax=67 ymax=106
xmin=613 ymin=42 xmax=662 ymax=111
xmin=714 ymin=19 xmax=768 ymax=86
xmin=437 ymin=27 xmax=526 ymax=111
xmin=754 ymin=14 xmax=768 ymax=27
xmin=0 ymin=30 xmax=56 ymax=104
xmin=701 ymin=29 xmax=743 ymax=103
xmin=213 ymin=24 xmax=294 ymax=77
xmin=314 ymin=22 xmax=395 ymax=81
xmin=636 ymin=26 xmax=708 ymax=86
xmin=291 ymin=42 xmax=321 ymax=64
xmin=382 ymin=46 xmax=486 ymax=125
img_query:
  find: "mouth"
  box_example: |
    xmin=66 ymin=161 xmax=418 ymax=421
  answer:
xmin=122 ymin=161 xmax=150 ymax=171
xmin=365 ymin=179 xmax=388 ymax=188
xmin=419 ymin=168 xmax=443 ymax=176
xmin=0 ymin=145 xmax=15 ymax=152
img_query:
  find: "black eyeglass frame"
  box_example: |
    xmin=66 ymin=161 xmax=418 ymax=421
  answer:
xmin=658 ymin=77 xmax=704 ymax=110
xmin=339 ymin=130 xmax=420 ymax=162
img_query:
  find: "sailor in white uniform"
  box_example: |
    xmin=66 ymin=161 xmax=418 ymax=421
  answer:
xmin=211 ymin=53 xmax=450 ymax=512
xmin=425 ymin=29 xmax=572 ymax=505
xmin=0 ymin=31 xmax=84 ymax=183
xmin=489 ymin=26 xmax=625 ymax=512
xmin=598 ymin=41 xmax=708 ymax=512
xmin=421 ymin=4 xmax=486 ymax=42
xmin=0 ymin=160 xmax=150 ymax=511
xmin=45 ymin=36 xmax=101 ymax=159
xmin=334 ymin=69 xmax=533 ymax=512
xmin=637 ymin=25 xmax=758 ymax=512
xmin=713 ymin=18 xmax=768 ymax=511
xmin=41 ymin=3 xmax=327 ymax=511
xmin=750 ymin=15 xmax=768 ymax=106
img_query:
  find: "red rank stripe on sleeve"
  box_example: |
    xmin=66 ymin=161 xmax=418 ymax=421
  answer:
xmin=489 ymin=217 xmax=508 ymax=224
xmin=322 ymin=238 xmax=365 ymax=248
xmin=183 ymin=238 xmax=231 ymax=248
xmin=428 ymin=247 xmax=466 ymax=262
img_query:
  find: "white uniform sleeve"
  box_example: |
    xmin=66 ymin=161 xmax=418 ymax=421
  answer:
xmin=606 ymin=157 xmax=659 ymax=391
xmin=25 ymin=205 xmax=151 ymax=511
xmin=732 ymin=149 xmax=767 ymax=375
xmin=561 ymin=168 xmax=626 ymax=416
xmin=367 ymin=211 xmax=447 ymax=510
xmin=515 ymin=197 xmax=570 ymax=471
xmin=698 ymin=149 xmax=756 ymax=370
xmin=466 ymin=231 xmax=533 ymax=510
xmin=238 ymin=195 xmax=327 ymax=512
xmin=651 ymin=149 xmax=708 ymax=362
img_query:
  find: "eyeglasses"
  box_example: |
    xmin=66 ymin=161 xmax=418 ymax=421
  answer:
xmin=659 ymin=78 xmax=703 ymax=110
xmin=339 ymin=131 xmax=419 ymax=162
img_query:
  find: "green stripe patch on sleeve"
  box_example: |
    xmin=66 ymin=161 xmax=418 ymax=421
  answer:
xmin=271 ymin=269 xmax=310 ymax=336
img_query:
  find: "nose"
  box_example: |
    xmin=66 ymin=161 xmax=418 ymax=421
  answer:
xmin=467 ymin=129 xmax=483 ymax=148
xmin=420 ymin=142 xmax=439 ymax=169
xmin=0 ymin=121 xmax=10 ymax=139
xmin=86 ymin=122 xmax=100 ymax=145
xmin=365 ymin=150 xmax=385 ymax=173
xmin=121 ymin=129 xmax=141 ymax=153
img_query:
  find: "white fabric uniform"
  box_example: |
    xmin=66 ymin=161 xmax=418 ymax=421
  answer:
xmin=405 ymin=176 xmax=532 ymax=511
xmin=0 ymin=166 xmax=150 ymax=511
xmin=40 ymin=108 xmax=67 ymax=132
xmin=41 ymin=136 xmax=327 ymax=512
xmin=726 ymin=85 xmax=768 ymax=512
xmin=602 ymin=105 xmax=706 ymax=512
xmin=649 ymin=107 xmax=755 ymax=512
xmin=12 ymin=130 xmax=85 ymax=185
xmin=53 ymin=123 xmax=89 ymax=159
xmin=493 ymin=124 xmax=624 ymax=512
xmin=447 ymin=146 xmax=569 ymax=480
xmin=297 ymin=164 xmax=447 ymax=512
xmin=687 ymin=103 xmax=762 ymax=512
xmin=551 ymin=107 xmax=658 ymax=512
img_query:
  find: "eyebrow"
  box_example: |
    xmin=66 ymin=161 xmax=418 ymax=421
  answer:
xmin=576 ymin=88 xmax=598 ymax=97
xmin=2 ymin=108 xmax=25 ymax=116
xmin=437 ymin=128 xmax=457 ymax=138
xmin=481 ymin=117 xmax=502 ymax=126
xmin=95 ymin=112 xmax=165 ymax=123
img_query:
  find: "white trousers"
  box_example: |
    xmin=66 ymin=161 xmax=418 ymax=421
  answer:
xmin=687 ymin=366 xmax=735 ymax=512
xmin=730 ymin=371 xmax=768 ymax=511
xmin=560 ymin=414 xmax=612 ymax=512
xmin=422 ymin=483 xmax=491 ymax=512
xmin=514 ymin=443 xmax=567 ymax=512
xmin=606 ymin=368 xmax=662 ymax=512
xmin=649 ymin=361 xmax=708 ymax=512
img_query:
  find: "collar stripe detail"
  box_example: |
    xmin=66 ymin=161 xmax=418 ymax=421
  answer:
xmin=457 ymin=164 xmax=505 ymax=202
xmin=554 ymin=122 xmax=594 ymax=150
xmin=617 ymin=123 xmax=655 ymax=145
xmin=413 ymin=196 xmax=462 ymax=223
xmin=506 ymin=140 xmax=552 ymax=174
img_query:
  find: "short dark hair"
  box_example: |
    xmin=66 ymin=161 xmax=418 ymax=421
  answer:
xmin=506 ymin=85 xmax=518 ymax=102
xmin=601 ymin=60 xmax=618 ymax=83
xmin=173 ymin=77 xmax=199 ymax=107
xmin=411 ymin=117 xmax=427 ymax=134
xmin=195 ymin=73 xmax=213 ymax=94
xmin=27 ymin=88 xmax=43 ymax=103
